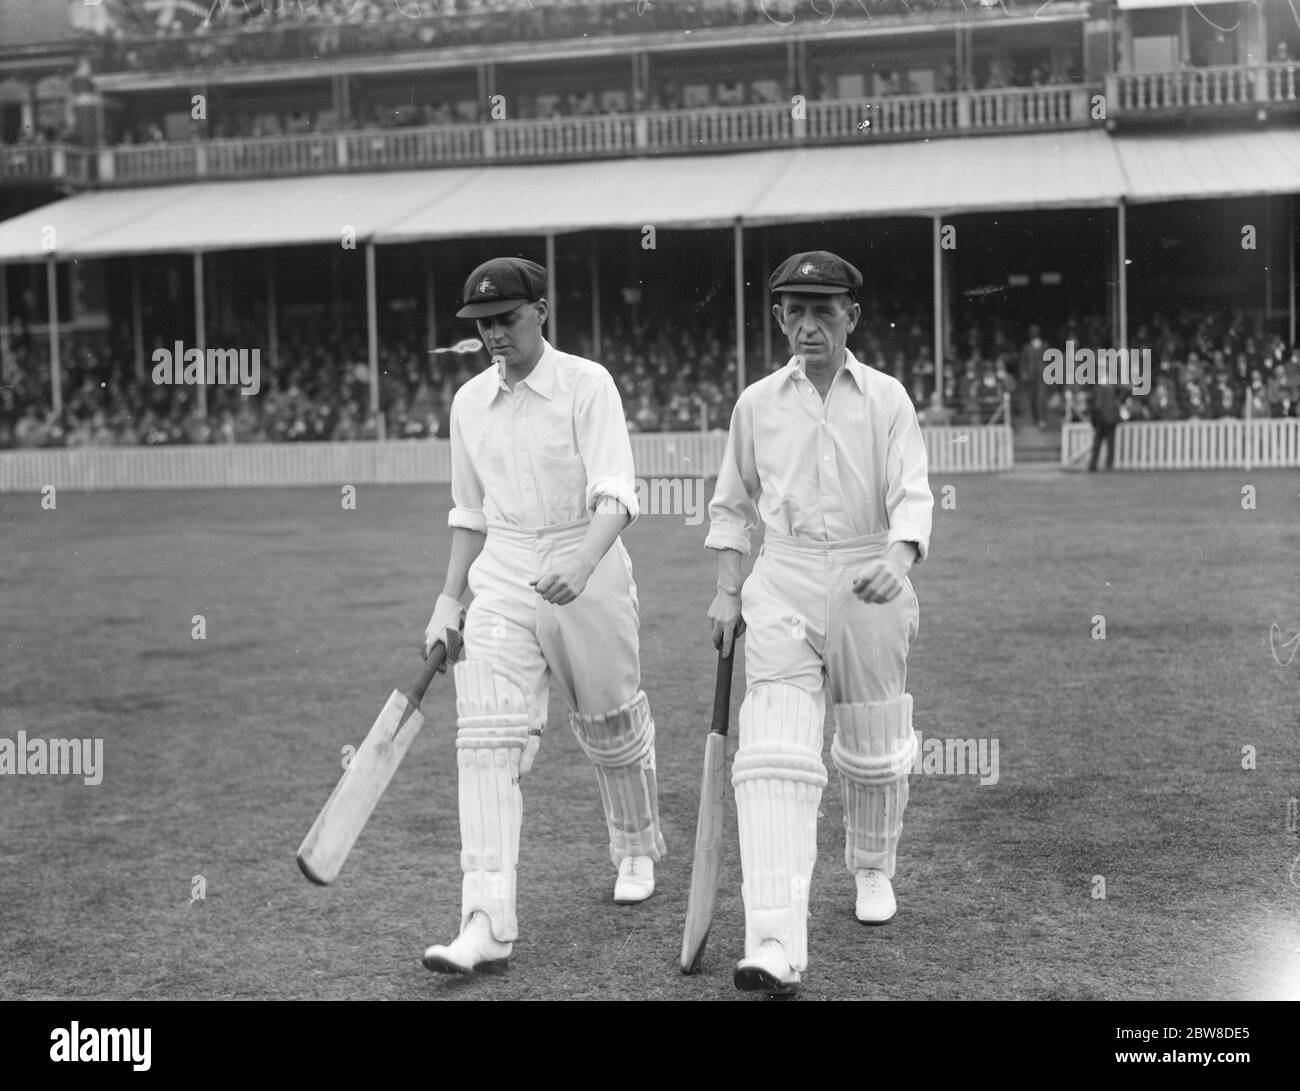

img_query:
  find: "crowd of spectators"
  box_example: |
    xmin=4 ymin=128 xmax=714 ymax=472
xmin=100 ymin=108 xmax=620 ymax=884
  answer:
xmin=2 ymin=303 xmax=1295 ymax=449
xmin=0 ymin=310 xmax=743 ymax=447
xmin=91 ymin=2 xmax=1039 ymax=74
xmin=899 ymin=307 xmax=1300 ymax=427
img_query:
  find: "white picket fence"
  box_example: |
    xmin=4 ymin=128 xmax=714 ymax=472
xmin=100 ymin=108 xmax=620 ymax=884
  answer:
xmin=925 ymin=424 xmax=1014 ymax=473
xmin=0 ymin=426 xmax=1013 ymax=493
xmin=1061 ymin=419 xmax=1300 ymax=470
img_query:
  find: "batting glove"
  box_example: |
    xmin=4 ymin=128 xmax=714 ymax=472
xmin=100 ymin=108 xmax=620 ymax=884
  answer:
xmin=422 ymin=593 xmax=466 ymax=664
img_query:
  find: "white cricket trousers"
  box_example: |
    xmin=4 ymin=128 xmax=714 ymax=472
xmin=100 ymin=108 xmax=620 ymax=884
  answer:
xmin=740 ymin=528 xmax=919 ymax=710
xmin=464 ymin=517 xmax=643 ymax=727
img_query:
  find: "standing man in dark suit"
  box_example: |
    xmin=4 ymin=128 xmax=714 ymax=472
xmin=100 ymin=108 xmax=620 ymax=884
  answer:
xmin=1089 ymin=380 xmax=1125 ymax=472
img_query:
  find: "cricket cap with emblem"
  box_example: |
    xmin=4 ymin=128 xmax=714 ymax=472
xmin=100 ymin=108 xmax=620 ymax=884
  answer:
xmin=456 ymin=257 xmax=548 ymax=318
xmin=769 ymin=250 xmax=863 ymax=297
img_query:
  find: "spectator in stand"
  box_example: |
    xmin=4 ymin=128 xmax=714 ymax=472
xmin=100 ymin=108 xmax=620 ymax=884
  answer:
xmin=1246 ymin=370 xmax=1270 ymax=418
xmin=1200 ymin=30 xmax=1234 ymax=68
xmin=1047 ymin=50 xmax=1074 ymax=85
xmin=934 ymin=59 xmax=958 ymax=93
xmin=984 ymin=56 xmax=1011 ymax=90
xmin=1182 ymin=375 xmax=1208 ymax=419
xmin=631 ymin=390 xmax=661 ymax=433
xmin=956 ymin=353 xmax=981 ymax=424
xmin=1207 ymin=363 xmax=1236 ymax=419
xmin=973 ymin=358 xmax=1007 ymax=422
xmin=1020 ymin=324 xmax=1049 ymax=427
xmin=1147 ymin=374 xmax=1181 ymax=420
xmin=1267 ymin=362 xmax=1295 ymax=418
xmin=908 ymin=344 xmax=935 ymax=410
xmin=995 ymin=344 xmax=1018 ymax=422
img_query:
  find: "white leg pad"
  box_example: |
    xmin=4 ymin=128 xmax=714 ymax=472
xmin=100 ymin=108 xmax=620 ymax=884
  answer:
xmin=454 ymin=660 xmax=531 ymax=942
xmin=832 ymin=695 xmax=917 ymax=879
xmin=732 ymin=683 xmax=827 ymax=972
xmin=569 ymin=691 xmax=666 ymax=865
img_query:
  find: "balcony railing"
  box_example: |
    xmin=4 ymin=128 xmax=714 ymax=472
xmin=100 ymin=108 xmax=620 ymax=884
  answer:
xmin=5 ymin=85 xmax=1099 ymax=189
xmin=1107 ymin=62 xmax=1300 ymax=115
xmin=811 ymin=85 xmax=1091 ymax=139
xmin=0 ymin=143 xmax=94 ymax=186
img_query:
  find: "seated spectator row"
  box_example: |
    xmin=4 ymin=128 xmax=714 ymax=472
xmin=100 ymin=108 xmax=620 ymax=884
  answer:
xmin=2 ymin=304 xmax=1295 ymax=449
xmin=91 ymin=1 xmax=1045 ymax=74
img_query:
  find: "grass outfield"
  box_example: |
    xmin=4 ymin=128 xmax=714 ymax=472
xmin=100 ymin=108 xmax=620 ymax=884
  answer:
xmin=1 ymin=468 xmax=1298 ymax=1001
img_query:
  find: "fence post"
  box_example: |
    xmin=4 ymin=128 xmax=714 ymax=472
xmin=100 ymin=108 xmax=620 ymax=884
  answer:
xmin=1243 ymin=389 xmax=1252 ymax=472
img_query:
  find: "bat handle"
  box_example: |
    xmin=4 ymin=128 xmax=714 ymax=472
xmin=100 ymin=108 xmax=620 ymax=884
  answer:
xmin=399 ymin=628 xmax=461 ymax=728
xmin=710 ymin=647 xmax=735 ymax=737
xmin=407 ymin=644 xmax=446 ymax=708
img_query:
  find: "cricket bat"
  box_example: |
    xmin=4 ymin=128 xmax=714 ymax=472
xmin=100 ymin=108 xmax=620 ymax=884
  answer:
xmin=296 ymin=629 xmax=462 ymax=885
xmin=680 ymin=647 xmax=736 ymax=974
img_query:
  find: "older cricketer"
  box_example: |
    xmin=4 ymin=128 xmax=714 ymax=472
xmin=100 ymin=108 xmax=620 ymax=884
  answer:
xmin=706 ymin=250 xmax=934 ymax=996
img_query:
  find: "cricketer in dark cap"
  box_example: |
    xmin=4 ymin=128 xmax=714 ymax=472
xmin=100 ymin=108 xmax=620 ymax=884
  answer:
xmin=768 ymin=250 xmax=864 ymax=395
xmin=457 ymin=257 xmax=550 ymax=379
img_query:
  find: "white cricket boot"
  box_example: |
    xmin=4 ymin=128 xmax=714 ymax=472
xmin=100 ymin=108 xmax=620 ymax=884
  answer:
xmin=734 ymin=939 xmax=800 ymax=997
xmin=422 ymin=911 xmax=512 ymax=974
xmin=613 ymin=855 xmax=655 ymax=904
xmin=854 ymin=868 xmax=897 ymax=924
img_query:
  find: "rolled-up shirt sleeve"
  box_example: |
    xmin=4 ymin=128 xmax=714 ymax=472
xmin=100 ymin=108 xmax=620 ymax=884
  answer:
xmin=577 ymin=371 xmax=640 ymax=525
xmin=705 ymin=394 xmax=760 ymax=555
xmin=884 ymin=388 xmax=933 ymax=562
xmin=448 ymin=400 xmax=488 ymax=533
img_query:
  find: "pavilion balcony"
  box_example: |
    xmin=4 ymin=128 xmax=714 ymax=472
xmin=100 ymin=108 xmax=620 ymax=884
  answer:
xmin=5 ymin=85 xmax=1101 ymax=189
xmin=1106 ymin=61 xmax=1300 ymax=119
xmin=0 ymin=142 xmax=95 ymax=186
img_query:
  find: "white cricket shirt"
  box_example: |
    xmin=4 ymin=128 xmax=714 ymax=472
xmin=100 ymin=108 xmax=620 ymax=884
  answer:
xmin=705 ymin=350 xmax=933 ymax=559
xmin=448 ymin=339 xmax=639 ymax=532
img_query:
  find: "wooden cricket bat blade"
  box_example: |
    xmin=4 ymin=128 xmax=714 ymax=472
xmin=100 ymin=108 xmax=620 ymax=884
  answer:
xmin=296 ymin=691 xmax=426 ymax=885
xmin=680 ymin=730 xmax=727 ymax=973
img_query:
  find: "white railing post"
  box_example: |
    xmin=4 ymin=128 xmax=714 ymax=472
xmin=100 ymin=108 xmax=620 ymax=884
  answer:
xmin=1243 ymin=391 xmax=1252 ymax=471
xmin=1070 ymin=86 xmax=1088 ymax=122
